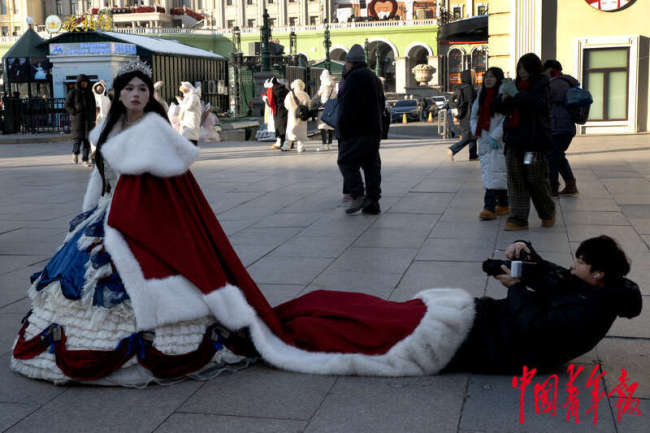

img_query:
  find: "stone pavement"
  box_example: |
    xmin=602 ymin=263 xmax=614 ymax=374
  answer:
xmin=0 ymin=131 xmax=648 ymax=433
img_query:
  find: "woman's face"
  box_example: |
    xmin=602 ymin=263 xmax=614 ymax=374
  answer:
xmin=483 ymin=71 xmax=497 ymax=89
xmin=120 ymin=77 xmax=149 ymax=115
xmin=518 ymin=65 xmax=530 ymax=80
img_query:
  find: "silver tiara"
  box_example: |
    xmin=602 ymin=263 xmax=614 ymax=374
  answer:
xmin=116 ymin=58 xmax=152 ymax=78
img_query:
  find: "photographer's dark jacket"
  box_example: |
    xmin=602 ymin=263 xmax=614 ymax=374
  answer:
xmin=336 ymin=63 xmax=385 ymax=142
xmin=495 ymin=75 xmax=552 ymax=154
xmin=445 ymin=243 xmax=642 ymax=374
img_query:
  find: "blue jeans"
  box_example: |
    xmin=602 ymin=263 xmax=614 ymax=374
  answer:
xmin=484 ymin=189 xmax=509 ymax=212
xmin=449 ymin=136 xmax=477 ymax=159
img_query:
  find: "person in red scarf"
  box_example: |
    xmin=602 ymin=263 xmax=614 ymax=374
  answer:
xmin=495 ymin=53 xmax=555 ymax=231
xmin=469 ymin=67 xmax=509 ymax=221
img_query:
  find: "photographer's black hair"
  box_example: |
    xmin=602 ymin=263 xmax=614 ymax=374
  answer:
xmin=575 ymin=235 xmax=630 ymax=285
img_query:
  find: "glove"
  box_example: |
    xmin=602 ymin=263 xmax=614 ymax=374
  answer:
xmin=489 ymin=137 xmax=500 ymax=150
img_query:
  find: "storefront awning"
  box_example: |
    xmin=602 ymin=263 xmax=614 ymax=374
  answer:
xmin=2 ymin=28 xmax=47 ymax=60
xmin=438 ymin=15 xmax=488 ymax=42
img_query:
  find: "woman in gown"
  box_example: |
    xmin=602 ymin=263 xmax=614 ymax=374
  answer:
xmin=10 ymin=59 xmax=478 ymax=386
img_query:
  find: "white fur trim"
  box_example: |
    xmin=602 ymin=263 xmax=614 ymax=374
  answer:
xmin=82 ymin=168 xmax=103 ymax=212
xmin=103 ymin=218 xmax=210 ymax=330
xmin=204 ymin=286 xmax=475 ymax=376
xmin=100 ymin=112 xmax=199 ymax=177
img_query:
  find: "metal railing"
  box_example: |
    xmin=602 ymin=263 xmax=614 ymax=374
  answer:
xmin=2 ymin=98 xmax=71 ymax=134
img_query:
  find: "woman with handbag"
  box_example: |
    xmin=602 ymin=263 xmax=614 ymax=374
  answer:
xmin=283 ymin=79 xmax=310 ymax=152
xmin=316 ymin=70 xmax=337 ymax=151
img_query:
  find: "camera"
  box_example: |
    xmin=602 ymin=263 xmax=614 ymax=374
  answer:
xmin=482 ymin=259 xmax=536 ymax=278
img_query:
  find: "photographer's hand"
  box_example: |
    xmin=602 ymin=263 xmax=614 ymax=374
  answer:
xmin=505 ymin=242 xmax=531 ymax=260
xmin=494 ymin=265 xmax=521 ymax=288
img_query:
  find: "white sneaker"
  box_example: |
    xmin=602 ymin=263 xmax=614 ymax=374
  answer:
xmin=280 ymin=144 xmax=290 ymax=152
xmin=72 ymin=154 xmax=79 ymax=164
xmin=296 ymin=142 xmax=304 ymax=153
xmin=272 ymin=138 xmax=282 ymax=149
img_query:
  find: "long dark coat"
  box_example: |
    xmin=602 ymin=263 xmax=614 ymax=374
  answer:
xmin=495 ymin=74 xmax=552 ymax=154
xmin=65 ymin=74 xmax=97 ymax=141
xmin=336 ymin=64 xmax=384 ymax=142
xmin=453 ymin=70 xmax=476 ymax=137
xmin=272 ymin=83 xmax=289 ymax=136
xmin=445 ymin=242 xmax=642 ymax=374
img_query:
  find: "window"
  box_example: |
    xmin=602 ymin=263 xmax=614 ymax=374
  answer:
xmin=309 ymin=16 xmax=317 ymax=25
xmin=247 ymin=19 xmax=255 ymax=28
xmin=227 ymin=19 xmax=235 ymax=28
xmin=226 ymin=0 xmax=232 ymax=5
xmin=269 ymin=18 xmax=276 ymax=27
xmin=452 ymin=7 xmax=461 ymax=19
xmin=55 ymin=0 xmax=63 ymax=15
xmin=246 ymin=0 xmax=254 ymax=4
xmin=583 ymin=47 xmax=629 ymax=121
xmin=1 ymin=26 xmax=8 ymax=35
xmin=13 ymin=25 xmax=20 ymax=35
xmin=289 ymin=0 xmax=295 ymax=3
xmin=477 ymin=5 xmax=487 ymax=15
xmin=268 ymin=0 xmax=273 ymax=3
xmin=71 ymin=1 xmax=78 ymax=15
xmin=289 ymin=17 xmax=297 ymax=26
xmin=12 ymin=0 xmax=18 ymax=14
xmin=1 ymin=0 xmax=7 ymax=15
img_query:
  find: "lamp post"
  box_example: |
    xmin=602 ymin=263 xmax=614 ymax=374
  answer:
xmin=231 ymin=26 xmax=242 ymax=115
xmin=364 ymin=38 xmax=369 ymax=64
xmin=260 ymin=8 xmax=271 ymax=72
xmin=289 ymin=30 xmax=297 ymax=65
xmin=323 ymin=23 xmax=331 ymax=72
xmin=374 ymin=41 xmax=381 ymax=77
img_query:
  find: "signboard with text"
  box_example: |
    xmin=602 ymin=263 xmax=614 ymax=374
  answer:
xmin=49 ymin=42 xmax=137 ymax=57
xmin=585 ymin=0 xmax=635 ymax=12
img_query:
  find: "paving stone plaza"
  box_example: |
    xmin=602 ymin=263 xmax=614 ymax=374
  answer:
xmin=0 ymin=130 xmax=648 ymax=432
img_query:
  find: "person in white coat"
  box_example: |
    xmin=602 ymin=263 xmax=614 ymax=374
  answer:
xmin=91 ymin=80 xmax=111 ymax=124
xmin=469 ymin=67 xmax=509 ymax=221
xmin=178 ymin=81 xmax=202 ymax=145
xmin=283 ymin=79 xmax=310 ymax=152
xmin=315 ymin=70 xmax=337 ymax=151
xmin=153 ymin=80 xmax=169 ymax=114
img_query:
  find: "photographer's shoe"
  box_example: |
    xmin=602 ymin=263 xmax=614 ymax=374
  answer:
xmin=362 ymin=201 xmax=381 ymax=215
xmin=495 ymin=206 xmax=510 ymax=216
xmin=504 ymin=221 xmax=528 ymax=231
xmin=479 ymin=209 xmax=497 ymax=220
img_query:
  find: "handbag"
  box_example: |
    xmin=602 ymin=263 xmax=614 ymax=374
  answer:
xmin=291 ymin=90 xmax=311 ymax=121
xmin=321 ymin=97 xmax=339 ymax=129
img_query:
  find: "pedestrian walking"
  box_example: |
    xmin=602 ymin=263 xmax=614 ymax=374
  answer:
xmin=496 ymin=53 xmax=555 ymax=231
xmin=178 ymin=81 xmax=201 ymax=146
xmin=337 ymin=44 xmax=385 ymax=215
xmin=91 ymin=80 xmax=111 ymax=124
xmin=315 ymin=70 xmax=337 ymax=151
xmin=448 ymin=69 xmax=478 ymax=161
xmin=544 ymin=59 xmax=579 ymax=196
xmin=65 ymin=74 xmax=96 ymax=167
xmin=268 ymin=77 xmax=289 ymax=150
xmin=469 ymin=67 xmax=509 ymax=221
xmin=283 ymin=79 xmax=310 ymax=153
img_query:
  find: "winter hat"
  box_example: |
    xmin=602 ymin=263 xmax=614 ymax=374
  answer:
xmin=291 ymin=79 xmax=305 ymax=91
xmin=179 ymin=81 xmax=194 ymax=93
xmin=345 ymin=44 xmax=365 ymax=63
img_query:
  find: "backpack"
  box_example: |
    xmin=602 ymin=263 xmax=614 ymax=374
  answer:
xmin=292 ymin=90 xmax=312 ymax=121
xmin=565 ymin=86 xmax=593 ymax=125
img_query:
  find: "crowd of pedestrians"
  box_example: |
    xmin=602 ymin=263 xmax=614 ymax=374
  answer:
xmin=447 ymin=52 xmax=583 ymax=231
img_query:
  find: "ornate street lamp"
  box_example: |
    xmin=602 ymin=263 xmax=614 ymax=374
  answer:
xmin=374 ymin=41 xmax=381 ymax=77
xmin=260 ymin=9 xmax=271 ymax=72
xmin=323 ymin=24 xmax=331 ymax=72
xmin=289 ymin=30 xmax=297 ymax=65
xmin=231 ymin=26 xmax=242 ymax=115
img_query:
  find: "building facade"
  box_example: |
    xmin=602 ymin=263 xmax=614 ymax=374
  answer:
xmin=488 ymin=0 xmax=649 ymax=134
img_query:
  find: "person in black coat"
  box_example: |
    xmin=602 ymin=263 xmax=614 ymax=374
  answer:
xmin=271 ymin=77 xmax=289 ymax=150
xmin=495 ymin=53 xmax=555 ymax=231
xmin=444 ymin=235 xmax=642 ymax=374
xmin=336 ymin=44 xmax=386 ymax=216
xmin=65 ymin=74 xmax=97 ymax=166
xmin=448 ymin=69 xmax=478 ymax=160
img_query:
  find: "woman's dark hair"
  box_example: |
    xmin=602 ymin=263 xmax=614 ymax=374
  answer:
xmin=95 ymin=70 xmax=170 ymax=194
xmin=477 ymin=67 xmax=504 ymax=116
xmin=575 ymin=235 xmax=630 ymax=286
xmin=516 ymin=52 xmax=544 ymax=80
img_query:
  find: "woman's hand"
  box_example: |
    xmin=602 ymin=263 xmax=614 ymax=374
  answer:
xmin=505 ymin=242 xmax=531 ymax=260
xmin=494 ymin=265 xmax=521 ymax=287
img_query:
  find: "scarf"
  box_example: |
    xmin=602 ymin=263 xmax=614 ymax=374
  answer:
xmin=508 ymin=79 xmax=530 ymax=129
xmin=475 ymin=88 xmax=496 ymax=136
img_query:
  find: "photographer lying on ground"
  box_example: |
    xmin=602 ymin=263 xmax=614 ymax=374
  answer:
xmin=444 ymin=235 xmax=642 ymax=374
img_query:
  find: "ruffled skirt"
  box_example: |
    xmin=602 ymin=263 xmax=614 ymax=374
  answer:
xmin=10 ymin=198 xmax=253 ymax=387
